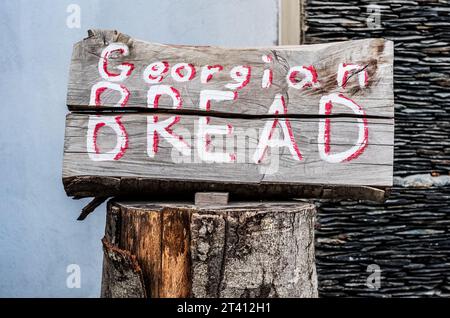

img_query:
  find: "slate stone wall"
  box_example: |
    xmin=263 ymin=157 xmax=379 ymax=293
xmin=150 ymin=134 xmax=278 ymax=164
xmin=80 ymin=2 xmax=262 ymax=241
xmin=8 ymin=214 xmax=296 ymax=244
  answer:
xmin=304 ymin=0 xmax=450 ymax=297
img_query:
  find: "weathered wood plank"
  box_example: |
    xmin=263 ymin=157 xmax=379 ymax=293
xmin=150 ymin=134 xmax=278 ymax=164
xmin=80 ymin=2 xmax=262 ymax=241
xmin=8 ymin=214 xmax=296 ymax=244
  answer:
xmin=63 ymin=30 xmax=394 ymax=202
xmin=67 ymin=29 xmax=394 ymax=118
xmin=62 ymin=112 xmax=393 ymax=200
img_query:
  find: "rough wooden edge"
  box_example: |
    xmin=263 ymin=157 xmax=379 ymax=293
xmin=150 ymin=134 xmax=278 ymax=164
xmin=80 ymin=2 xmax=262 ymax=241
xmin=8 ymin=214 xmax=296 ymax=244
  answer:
xmin=64 ymin=176 xmax=390 ymax=203
xmin=81 ymin=28 xmax=365 ymax=51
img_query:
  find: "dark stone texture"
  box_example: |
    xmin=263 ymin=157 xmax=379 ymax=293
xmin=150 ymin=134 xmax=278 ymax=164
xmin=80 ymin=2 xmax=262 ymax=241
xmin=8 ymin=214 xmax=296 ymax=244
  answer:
xmin=304 ymin=0 xmax=450 ymax=297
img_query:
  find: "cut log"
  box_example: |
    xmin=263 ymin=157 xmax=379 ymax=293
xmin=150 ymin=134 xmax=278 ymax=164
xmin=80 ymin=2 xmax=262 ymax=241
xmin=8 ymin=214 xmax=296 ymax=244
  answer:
xmin=101 ymin=200 xmax=318 ymax=298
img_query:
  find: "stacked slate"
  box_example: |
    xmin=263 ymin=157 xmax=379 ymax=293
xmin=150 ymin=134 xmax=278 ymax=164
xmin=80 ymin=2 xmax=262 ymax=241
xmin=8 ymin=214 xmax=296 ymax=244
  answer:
xmin=316 ymin=187 xmax=450 ymax=297
xmin=304 ymin=0 xmax=450 ymax=297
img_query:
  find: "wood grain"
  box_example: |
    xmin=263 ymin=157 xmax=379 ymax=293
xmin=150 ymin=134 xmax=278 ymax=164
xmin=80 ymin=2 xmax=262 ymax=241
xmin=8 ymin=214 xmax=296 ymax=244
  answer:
xmin=160 ymin=207 xmax=191 ymax=298
xmin=118 ymin=205 xmax=162 ymax=297
xmin=101 ymin=200 xmax=318 ymax=298
xmin=111 ymin=202 xmax=193 ymax=297
xmin=190 ymin=202 xmax=318 ymax=297
xmin=63 ymin=113 xmax=393 ymax=197
xmin=63 ymin=30 xmax=395 ymax=201
xmin=67 ymin=29 xmax=394 ymax=118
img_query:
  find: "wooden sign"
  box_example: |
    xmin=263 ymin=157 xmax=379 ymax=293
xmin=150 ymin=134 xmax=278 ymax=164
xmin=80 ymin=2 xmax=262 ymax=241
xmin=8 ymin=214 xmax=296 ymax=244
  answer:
xmin=63 ymin=30 xmax=394 ymax=201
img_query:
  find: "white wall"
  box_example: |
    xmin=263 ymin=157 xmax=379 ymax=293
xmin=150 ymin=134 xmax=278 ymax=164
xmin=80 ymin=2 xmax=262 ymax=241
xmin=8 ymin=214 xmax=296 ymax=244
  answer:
xmin=0 ymin=0 xmax=278 ymax=297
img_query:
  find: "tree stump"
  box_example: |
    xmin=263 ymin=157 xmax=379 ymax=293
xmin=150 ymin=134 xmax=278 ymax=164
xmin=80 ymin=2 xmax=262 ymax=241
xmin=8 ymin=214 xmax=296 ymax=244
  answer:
xmin=101 ymin=200 xmax=318 ymax=298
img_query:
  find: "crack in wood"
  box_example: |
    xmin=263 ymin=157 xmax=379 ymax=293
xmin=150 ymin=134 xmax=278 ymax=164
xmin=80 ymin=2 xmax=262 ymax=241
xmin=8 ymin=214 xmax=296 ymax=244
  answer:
xmin=67 ymin=107 xmax=392 ymax=120
xmin=341 ymin=64 xmax=370 ymax=88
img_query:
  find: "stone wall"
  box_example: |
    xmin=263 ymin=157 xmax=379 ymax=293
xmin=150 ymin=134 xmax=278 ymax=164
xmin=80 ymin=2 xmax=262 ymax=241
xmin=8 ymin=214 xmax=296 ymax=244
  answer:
xmin=304 ymin=0 xmax=450 ymax=297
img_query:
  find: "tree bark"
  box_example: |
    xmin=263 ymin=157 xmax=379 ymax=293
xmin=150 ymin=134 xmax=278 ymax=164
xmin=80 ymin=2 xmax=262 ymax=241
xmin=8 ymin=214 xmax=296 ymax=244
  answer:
xmin=101 ymin=200 xmax=318 ymax=298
